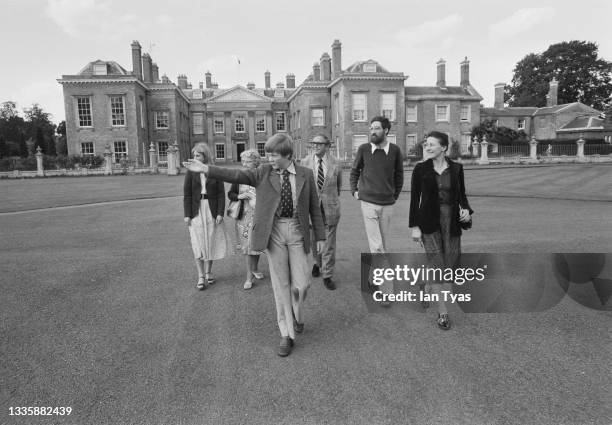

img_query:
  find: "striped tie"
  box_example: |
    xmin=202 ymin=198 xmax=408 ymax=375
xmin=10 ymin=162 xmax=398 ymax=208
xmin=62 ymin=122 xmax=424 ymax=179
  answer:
xmin=317 ymin=158 xmax=324 ymax=191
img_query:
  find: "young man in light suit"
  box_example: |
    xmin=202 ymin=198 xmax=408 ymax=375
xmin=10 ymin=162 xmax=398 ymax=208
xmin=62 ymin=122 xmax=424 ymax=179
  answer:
xmin=301 ymin=134 xmax=342 ymax=290
xmin=186 ymin=134 xmax=325 ymax=357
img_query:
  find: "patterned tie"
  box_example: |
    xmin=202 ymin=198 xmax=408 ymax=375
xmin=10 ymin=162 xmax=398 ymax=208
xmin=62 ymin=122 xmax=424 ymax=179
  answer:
xmin=279 ymin=169 xmax=293 ymax=217
xmin=317 ymin=158 xmax=324 ymax=191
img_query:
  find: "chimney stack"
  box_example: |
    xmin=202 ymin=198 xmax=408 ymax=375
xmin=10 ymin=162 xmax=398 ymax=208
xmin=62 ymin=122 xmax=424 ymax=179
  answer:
xmin=331 ymin=39 xmax=342 ymax=79
xmin=247 ymin=82 xmax=255 ymax=90
xmin=547 ymin=78 xmax=559 ymax=107
xmin=320 ymin=53 xmax=331 ymax=81
xmin=152 ymin=63 xmax=159 ymax=83
xmin=177 ymin=74 xmax=188 ymax=89
xmin=131 ymin=41 xmax=142 ymax=80
xmin=161 ymin=74 xmax=170 ymax=84
xmin=436 ymin=59 xmax=446 ymax=88
xmin=205 ymin=71 xmax=212 ymax=89
xmin=199 ymin=82 xmax=204 ymax=89
xmin=494 ymin=83 xmax=505 ymax=109
xmin=142 ymin=53 xmax=153 ymax=83
xmin=286 ymin=74 xmax=295 ymax=89
xmin=264 ymin=71 xmax=271 ymax=89
xmin=460 ymin=57 xmax=470 ymax=88
xmin=313 ymin=63 xmax=321 ymax=81
xmin=212 ymin=82 xmax=219 ymax=89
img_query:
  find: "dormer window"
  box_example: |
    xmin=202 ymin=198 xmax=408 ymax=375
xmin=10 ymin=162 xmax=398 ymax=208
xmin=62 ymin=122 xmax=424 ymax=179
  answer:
xmin=363 ymin=62 xmax=376 ymax=73
xmin=93 ymin=64 xmax=107 ymax=75
xmin=193 ymin=89 xmax=203 ymax=99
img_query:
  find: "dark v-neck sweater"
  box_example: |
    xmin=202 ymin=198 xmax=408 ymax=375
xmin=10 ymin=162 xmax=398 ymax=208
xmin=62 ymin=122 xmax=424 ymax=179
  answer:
xmin=349 ymin=142 xmax=404 ymax=205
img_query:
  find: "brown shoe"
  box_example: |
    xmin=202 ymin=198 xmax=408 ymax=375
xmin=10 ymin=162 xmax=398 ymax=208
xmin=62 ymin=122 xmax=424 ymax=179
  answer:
xmin=277 ymin=336 xmax=294 ymax=357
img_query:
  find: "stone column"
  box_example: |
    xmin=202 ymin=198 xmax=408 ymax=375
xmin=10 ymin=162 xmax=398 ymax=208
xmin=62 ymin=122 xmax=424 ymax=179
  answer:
xmin=478 ymin=135 xmax=490 ymax=165
xmin=167 ymin=144 xmax=178 ymax=176
xmin=149 ymin=142 xmax=158 ymax=173
xmin=576 ymin=136 xmax=586 ymax=162
xmin=173 ymin=141 xmax=181 ymax=172
xmin=471 ymin=136 xmax=480 ymax=157
xmin=103 ymin=143 xmax=113 ymax=175
xmin=529 ymin=136 xmax=538 ymax=161
xmin=35 ymin=146 xmax=44 ymax=176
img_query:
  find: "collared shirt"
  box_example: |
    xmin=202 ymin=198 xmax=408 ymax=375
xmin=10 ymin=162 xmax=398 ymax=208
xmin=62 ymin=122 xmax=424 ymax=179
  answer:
xmin=311 ymin=153 xmax=327 ymax=180
xmin=370 ymin=140 xmax=390 ymax=155
xmin=276 ymin=162 xmax=297 ymax=217
xmin=199 ymin=173 xmax=207 ymax=194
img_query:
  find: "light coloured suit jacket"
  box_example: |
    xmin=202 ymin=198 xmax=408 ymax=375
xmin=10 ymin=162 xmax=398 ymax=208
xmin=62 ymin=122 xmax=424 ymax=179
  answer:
xmin=207 ymin=163 xmax=325 ymax=253
xmin=301 ymin=152 xmax=342 ymax=226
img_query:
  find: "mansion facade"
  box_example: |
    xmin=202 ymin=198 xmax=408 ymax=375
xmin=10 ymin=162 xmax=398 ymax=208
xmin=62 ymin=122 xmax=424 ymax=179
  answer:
xmin=58 ymin=40 xmax=484 ymax=164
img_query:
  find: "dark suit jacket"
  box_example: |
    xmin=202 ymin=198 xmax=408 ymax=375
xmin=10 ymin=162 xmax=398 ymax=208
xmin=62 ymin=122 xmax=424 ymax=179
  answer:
xmin=409 ymin=158 xmax=473 ymax=236
xmin=207 ymin=163 xmax=325 ymax=253
xmin=183 ymin=170 xmax=226 ymax=219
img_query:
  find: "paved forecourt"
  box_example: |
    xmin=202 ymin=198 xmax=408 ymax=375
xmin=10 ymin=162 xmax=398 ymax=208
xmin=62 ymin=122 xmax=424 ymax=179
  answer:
xmin=1 ymin=163 xmax=610 ymax=424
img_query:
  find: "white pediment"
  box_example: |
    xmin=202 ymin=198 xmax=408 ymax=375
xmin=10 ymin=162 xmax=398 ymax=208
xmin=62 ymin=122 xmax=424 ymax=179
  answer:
xmin=207 ymin=86 xmax=272 ymax=103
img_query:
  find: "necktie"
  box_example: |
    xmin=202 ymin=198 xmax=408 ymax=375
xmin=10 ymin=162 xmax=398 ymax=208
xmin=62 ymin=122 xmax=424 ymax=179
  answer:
xmin=279 ymin=169 xmax=293 ymax=217
xmin=317 ymin=158 xmax=324 ymax=191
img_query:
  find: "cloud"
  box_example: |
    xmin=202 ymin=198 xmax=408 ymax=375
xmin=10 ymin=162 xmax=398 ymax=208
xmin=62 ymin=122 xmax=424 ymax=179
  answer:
xmin=489 ymin=7 xmax=555 ymax=40
xmin=395 ymin=14 xmax=463 ymax=49
xmin=45 ymin=0 xmax=173 ymax=41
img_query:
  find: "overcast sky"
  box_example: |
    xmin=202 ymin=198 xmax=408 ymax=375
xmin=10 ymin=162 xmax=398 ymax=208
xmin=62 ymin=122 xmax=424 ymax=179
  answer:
xmin=2 ymin=0 xmax=611 ymax=124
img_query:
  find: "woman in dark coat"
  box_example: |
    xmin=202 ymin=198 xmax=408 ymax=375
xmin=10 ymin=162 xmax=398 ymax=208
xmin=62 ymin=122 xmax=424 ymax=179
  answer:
xmin=183 ymin=143 xmax=229 ymax=290
xmin=409 ymin=131 xmax=473 ymax=330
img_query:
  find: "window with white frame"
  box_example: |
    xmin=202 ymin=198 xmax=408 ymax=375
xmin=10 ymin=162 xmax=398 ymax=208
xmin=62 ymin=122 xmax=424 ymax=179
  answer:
xmin=275 ymin=112 xmax=286 ymax=131
xmin=435 ymin=105 xmax=449 ymax=122
xmin=157 ymin=141 xmax=168 ymax=162
xmin=406 ymin=104 xmax=417 ymax=122
xmin=214 ymin=115 xmax=224 ymax=133
xmin=77 ymin=97 xmax=92 ymax=127
xmin=352 ymin=135 xmax=368 ymax=154
xmin=334 ymin=95 xmax=340 ymax=124
xmin=406 ymin=134 xmax=417 ymax=153
xmin=352 ymin=93 xmax=367 ymax=122
xmin=215 ymin=143 xmax=225 ymax=159
xmin=93 ymin=64 xmax=107 ymax=75
xmin=139 ymin=100 xmax=144 ymax=129
xmin=81 ymin=142 xmax=94 ymax=155
xmin=381 ymin=93 xmax=396 ymax=121
xmin=311 ymin=108 xmax=324 ymax=126
xmin=461 ymin=134 xmax=472 ymax=154
xmin=155 ymin=111 xmax=169 ymax=129
xmin=257 ymin=142 xmax=266 ymax=158
xmin=192 ymin=113 xmax=204 ymax=134
xmin=113 ymin=140 xmax=127 ymax=163
xmin=387 ymin=134 xmax=396 ymax=144
xmin=193 ymin=89 xmax=203 ymax=99
xmin=363 ymin=62 xmax=376 ymax=72
xmin=256 ymin=113 xmax=266 ymax=132
xmin=460 ymin=105 xmax=471 ymax=122
xmin=110 ymin=96 xmax=125 ymax=126
xmin=234 ymin=116 xmax=246 ymax=133
xmin=517 ymin=118 xmax=526 ymax=130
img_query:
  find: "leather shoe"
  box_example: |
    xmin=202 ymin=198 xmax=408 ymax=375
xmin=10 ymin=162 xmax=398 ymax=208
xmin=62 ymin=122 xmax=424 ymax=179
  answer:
xmin=323 ymin=277 xmax=336 ymax=290
xmin=311 ymin=264 xmax=320 ymax=277
xmin=277 ymin=336 xmax=294 ymax=357
xmin=293 ymin=319 xmax=304 ymax=334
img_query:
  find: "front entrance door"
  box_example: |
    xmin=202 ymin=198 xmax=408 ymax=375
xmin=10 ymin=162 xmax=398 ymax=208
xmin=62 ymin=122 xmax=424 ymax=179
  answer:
xmin=236 ymin=142 xmax=246 ymax=162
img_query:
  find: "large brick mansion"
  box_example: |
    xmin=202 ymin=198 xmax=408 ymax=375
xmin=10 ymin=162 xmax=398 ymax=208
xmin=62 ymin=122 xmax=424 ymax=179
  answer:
xmin=58 ymin=39 xmax=608 ymax=165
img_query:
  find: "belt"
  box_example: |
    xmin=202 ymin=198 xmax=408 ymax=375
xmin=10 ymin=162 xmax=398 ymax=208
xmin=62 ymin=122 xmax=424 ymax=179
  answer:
xmin=200 ymin=194 xmax=209 ymax=199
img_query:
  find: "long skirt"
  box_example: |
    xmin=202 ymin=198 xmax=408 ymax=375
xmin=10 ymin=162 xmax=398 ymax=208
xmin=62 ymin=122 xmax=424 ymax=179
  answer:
xmin=188 ymin=201 xmax=229 ymax=261
xmin=422 ymin=204 xmax=461 ymax=272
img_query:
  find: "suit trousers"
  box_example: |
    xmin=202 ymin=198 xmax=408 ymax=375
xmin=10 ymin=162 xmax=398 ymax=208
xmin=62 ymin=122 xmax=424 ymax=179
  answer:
xmin=310 ymin=220 xmax=338 ymax=279
xmin=266 ymin=217 xmax=311 ymax=339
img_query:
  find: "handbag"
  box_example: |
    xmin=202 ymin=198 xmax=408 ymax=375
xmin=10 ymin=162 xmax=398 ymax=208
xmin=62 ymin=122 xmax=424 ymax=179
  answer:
xmin=227 ymin=199 xmax=244 ymax=220
xmin=459 ymin=206 xmax=472 ymax=230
